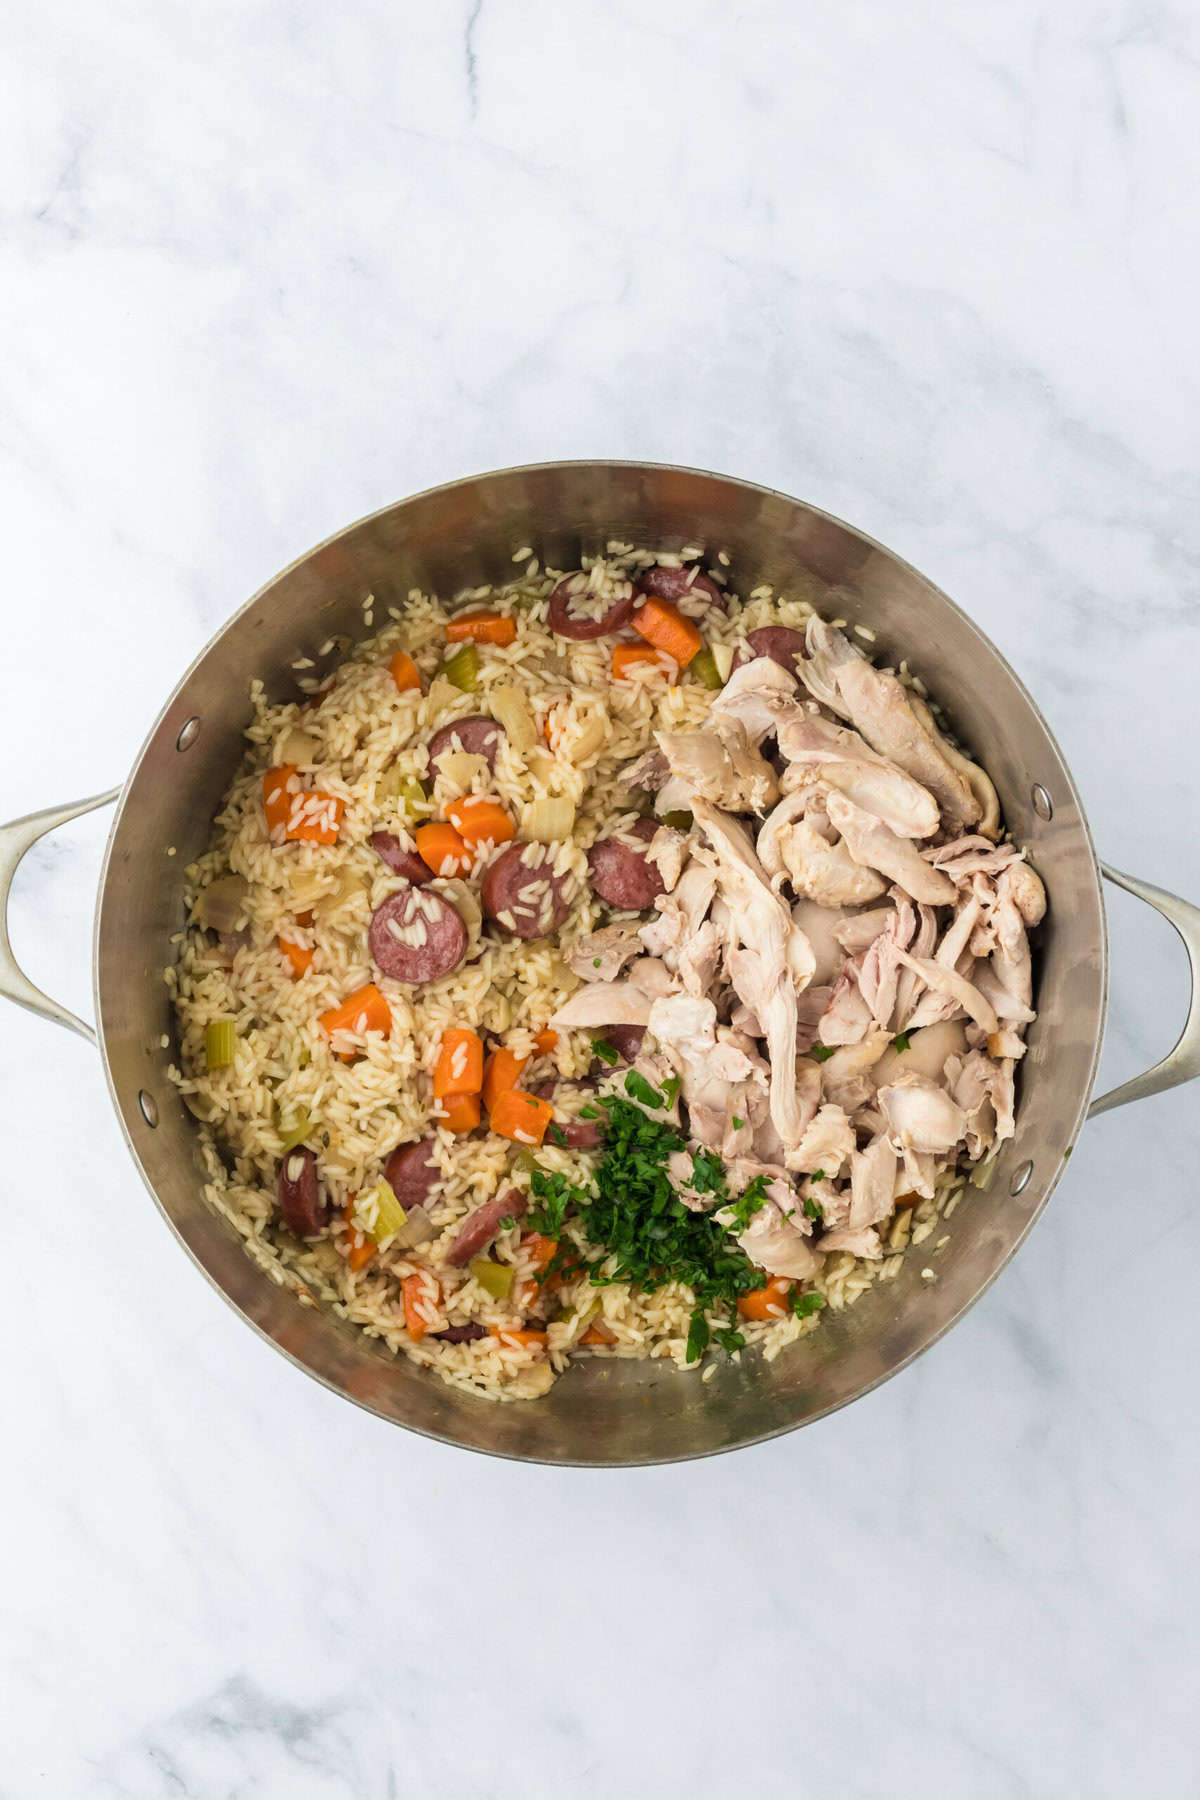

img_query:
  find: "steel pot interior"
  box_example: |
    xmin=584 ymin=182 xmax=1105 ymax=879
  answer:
xmin=94 ymin=462 xmax=1106 ymax=1464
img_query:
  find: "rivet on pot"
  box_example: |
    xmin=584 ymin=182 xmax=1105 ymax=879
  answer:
xmin=1010 ymin=1159 xmax=1033 ymax=1196
xmin=138 ymin=1089 xmax=159 ymax=1128
xmin=176 ymin=717 xmax=202 ymax=752
xmin=1031 ymin=784 xmax=1053 ymax=821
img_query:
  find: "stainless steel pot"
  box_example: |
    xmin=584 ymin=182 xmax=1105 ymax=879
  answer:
xmin=4 ymin=462 xmax=1199 ymax=1465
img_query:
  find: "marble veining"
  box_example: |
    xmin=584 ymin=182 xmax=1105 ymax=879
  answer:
xmin=3 ymin=2 xmax=1199 ymax=1794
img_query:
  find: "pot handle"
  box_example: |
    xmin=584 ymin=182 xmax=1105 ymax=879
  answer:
xmin=0 ymin=788 xmax=121 ymax=1045
xmin=1088 ymin=863 xmax=1200 ymax=1117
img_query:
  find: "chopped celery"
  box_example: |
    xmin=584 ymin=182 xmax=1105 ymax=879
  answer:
xmin=353 ymin=1179 xmax=406 ymax=1245
xmin=377 ymin=767 xmax=432 ymax=817
xmin=660 ymin=810 xmax=693 ymax=832
xmin=204 ymin=1018 xmax=237 ymax=1070
xmin=470 ymin=1257 xmax=514 ymax=1299
xmin=442 ymin=642 xmax=480 ymax=693
xmin=689 ymin=645 xmax=724 ymax=690
xmin=276 ymin=1109 xmax=314 ymax=1154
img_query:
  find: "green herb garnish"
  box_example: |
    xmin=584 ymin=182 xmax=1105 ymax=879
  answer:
xmin=661 ymin=1075 xmax=680 ymax=1104
xmin=811 ymin=1044 xmax=835 ymax=1063
xmin=791 ymin=1290 xmax=825 ymax=1319
xmin=892 ymin=1031 xmax=911 ymax=1052
xmin=726 ymin=1174 xmax=769 ymax=1233
xmin=624 ymin=1069 xmax=662 ymax=1108
xmin=731 ymin=1116 xmax=744 ymax=1131
xmin=803 ymin=1196 xmax=824 ymax=1222
xmin=591 ymin=1036 xmax=619 ymax=1066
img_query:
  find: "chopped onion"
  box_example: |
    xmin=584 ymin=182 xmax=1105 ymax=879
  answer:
xmin=286 ymin=868 xmax=328 ymax=910
xmin=277 ymin=727 xmax=320 ymax=765
xmin=489 ymin=682 xmax=537 ymax=752
xmin=435 ymin=878 xmax=482 ymax=952
xmin=195 ymin=873 xmax=249 ymax=934
xmin=520 ymin=795 xmax=576 ymax=842
xmin=561 ymin=707 xmax=608 ymax=765
xmin=395 ymin=1204 xmax=436 ymax=1248
xmin=315 ymin=866 xmax=368 ymax=918
xmin=435 ymin=750 xmax=486 ymax=792
xmin=711 ymin=640 xmax=734 ymax=683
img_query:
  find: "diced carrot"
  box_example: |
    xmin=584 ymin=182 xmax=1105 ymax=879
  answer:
xmin=319 ymin=982 xmax=391 ymax=1050
xmin=737 ymin=1276 xmax=793 ymax=1321
xmin=521 ymin=1231 xmax=558 ymax=1273
xmin=413 ymin=820 xmax=472 ymax=876
xmin=403 ymin=1272 xmax=440 ymax=1343
xmin=534 ymin=1027 xmax=558 ymax=1056
xmin=438 ymin=1091 xmax=481 ymax=1134
xmin=488 ymin=1088 xmax=555 ymax=1147
xmin=515 ymin=1277 xmax=540 ymax=1309
xmin=286 ymin=789 xmax=344 ymax=845
xmin=482 ymin=1046 xmax=529 ymax=1113
xmin=263 ymin=764 xmax=298 ymax=833
xmin=445 ymin=796 xmax=514 ymax=848
xmin=489 ymin=1325 xmax=548 ymax=1349
xmin=581 ymin=1319 xmax=617 ymax=1346
xmin=388 ymin=650 xmax=422 ymax=694
xmin=278 ymin=936 xmax=314 ymax=979
xmin=630 ymin=597 xmax=703 ymax=668
xmin=612 ymin=642 xmax=676 ymax=681
xmin=341 ymin=1200 xmax=375 ymax=1273
xmin=433 ymin=1027 xmax=485 ymax=1099
xmin=445 ymin=610 xmax=517 ymax=647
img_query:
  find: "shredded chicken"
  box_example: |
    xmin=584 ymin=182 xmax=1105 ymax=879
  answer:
xmin=542 ymin=599 xmax=1044 ymax=1312
xmin=656 ymin=716 xmax=779 ymax=813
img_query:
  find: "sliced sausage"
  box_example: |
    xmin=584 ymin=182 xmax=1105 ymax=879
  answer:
xmin=637 ymin=563 xmax=727 ymax=614
xmin=593 ymin=1023 xmax=645 ymax=1064
xmin=369 ymin=887 xmax=468 ymax=983
xmin=742 ymin=627 xmax=808 ymax=675
xmin=370 ymin=830 xmax=431 ymax=883
xmin=548 ymin=572 xmax=638 ymax=640
xmin=278 ymin=1146 xmax=326 ymax=1238
xmin=427 ymin=715 xmax=503 ymax=771
xmin=481 ymin=842 xmax=574 ymax=939
xmin=384 ymin=1137 xmax=441 ymax=1212
xmin=435 ymin=1321 xmax=488 ymax=1343
xmin=447 ymin=1187 xmax=527 ymax=1267
xmin=587 ymin=818 xmax=666 ymax=911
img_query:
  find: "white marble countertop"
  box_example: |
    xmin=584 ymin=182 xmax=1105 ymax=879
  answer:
xmin=4 ymin=3 xmax=1199 ymax=1794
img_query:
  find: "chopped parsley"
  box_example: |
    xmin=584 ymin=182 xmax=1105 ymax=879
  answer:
xmin=547 ymin=1124 xmax=567 ymax=1147
xmin=726 ymin=1174 xmax=769 ymax=1233
xmin=811 ymin=1044 xmax=835 ymax=1062
xmin=731 ymin=1115 xmax=744 ymax=1131
xmin=688 ymin=1148 xmax=725 ymax=1194
xmin=591 ymin=1036 xmax=619 ymax=1065
xmin=592 ymin=957 xmax=602 ymax=968
xmin=624 ymin=1068 xmax=663 ymax=1108
xmin=810 ymin=1169 xmax=825 ymax=1182
xmin=661 ymin=1075 xmax=681 ymax=1105
xmin=498 ymin=1214 xmax=517 ymax=1231
xmin=892 ymin=1031 xmax=912 ymax=1052
xmin=791 ymin=1290 xmax=825 ymax=1319
xmin=803 ymin=1196 xmax=824 ymax=1222
xmin=527 ymin=1169 xmax=571 ymax=1237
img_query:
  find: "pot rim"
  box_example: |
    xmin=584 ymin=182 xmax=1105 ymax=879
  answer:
xmin=90 ymin=459 xmax=1109 ymax=1463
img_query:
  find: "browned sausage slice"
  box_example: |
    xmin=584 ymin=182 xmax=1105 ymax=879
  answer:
xmin=435 ymin=1322 xmax=488 ymax=1343
xmin=370 ymin=831 xmax=431 ymax=883
xmin=481 ymin=842 xmax=574 ymax=939
xmin=384 ymin=1137 xmax=441 ymax=1211
xmin=369 ymin=888 xmax=468 ymax=983
xmin=446 ymin=1187 xmax=528 ymax=1266
xmin=587 ymin=818 xmax=666 ymax=911
xmin=548 ymin=572 xmax=638 ymax=640
xmin=637 ymin=563 xmax=727 ymax=613
xmin=593 ymin=1023 xmax=645 ymax=1064
xmin=427 ymin=715 xmax=503 ymax=771
xmin=278 ymin=1146 xmax=326 ymax=1238
xmin=743 ymin=627 xmax=808 ymax=675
